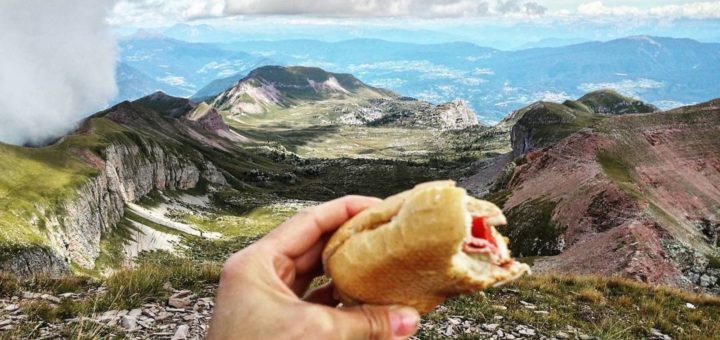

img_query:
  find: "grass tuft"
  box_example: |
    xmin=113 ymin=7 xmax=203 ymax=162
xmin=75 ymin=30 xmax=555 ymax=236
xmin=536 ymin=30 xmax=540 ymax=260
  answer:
xmin=99 ymin=255 xmax=220 ymax=310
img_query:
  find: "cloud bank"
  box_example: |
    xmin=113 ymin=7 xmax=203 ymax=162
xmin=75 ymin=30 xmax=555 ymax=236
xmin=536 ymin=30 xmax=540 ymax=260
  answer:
xmin=223 ymin=0 xmax=505 ymax=18
xmin=578 ymin=1 xmax=720 ymax=19
xmin=0 ymin=0 xmax=117 ymax=146
xmin=109 ymin=0 xmax=720 ymax=25
xmin=110 ymin=0 xmax=546 ymax=24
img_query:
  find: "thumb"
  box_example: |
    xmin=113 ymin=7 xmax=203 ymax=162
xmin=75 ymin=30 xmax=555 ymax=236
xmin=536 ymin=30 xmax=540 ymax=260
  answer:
xmin=331 ymin=304 xmax=420 ymax=340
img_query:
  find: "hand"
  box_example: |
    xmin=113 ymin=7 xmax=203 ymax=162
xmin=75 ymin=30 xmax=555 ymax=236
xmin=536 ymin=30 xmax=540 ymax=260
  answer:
xmin=207 ymin=196 xmax=420 ymax=340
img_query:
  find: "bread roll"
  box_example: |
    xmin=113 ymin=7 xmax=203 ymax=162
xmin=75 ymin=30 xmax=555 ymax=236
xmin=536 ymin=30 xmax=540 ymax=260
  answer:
xmin=322 ymin=181 xmax=530 ymax=314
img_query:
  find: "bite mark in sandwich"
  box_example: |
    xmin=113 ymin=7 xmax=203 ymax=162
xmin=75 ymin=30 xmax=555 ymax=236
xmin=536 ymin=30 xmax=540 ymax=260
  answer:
xmin=322 ymin=180 xmax=530 ymax=314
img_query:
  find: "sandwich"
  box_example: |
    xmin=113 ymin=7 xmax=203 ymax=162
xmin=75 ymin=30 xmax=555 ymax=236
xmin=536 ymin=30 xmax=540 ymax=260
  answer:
xmin=322 ymin=181 xmax=530 ymax=314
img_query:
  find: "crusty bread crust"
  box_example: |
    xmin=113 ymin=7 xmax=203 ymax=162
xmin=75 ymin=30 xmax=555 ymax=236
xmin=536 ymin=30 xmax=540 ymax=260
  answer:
xmin=322 ymin=181 xmax=529 ymax=314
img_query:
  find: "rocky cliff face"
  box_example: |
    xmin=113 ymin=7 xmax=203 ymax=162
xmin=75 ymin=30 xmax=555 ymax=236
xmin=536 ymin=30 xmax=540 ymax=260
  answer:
xmin=509 ymin=102 xmax=588 ymax=157
xmin=1 ymin=135 xmax=226 ymax=276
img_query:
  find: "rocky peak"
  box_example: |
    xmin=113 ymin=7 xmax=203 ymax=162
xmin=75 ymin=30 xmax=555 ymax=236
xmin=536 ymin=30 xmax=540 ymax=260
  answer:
xmin=99 ymin=101 xmax=146 ymax=125
xmin=435 ymin=100 xmax=480 ymax=130
xmin=245 ymin=65 xmax=364 ymax=92
xmin=134 ymin=91 xmax=197 ymax=118
xmin=185 ymin=102 xmax=229 ymax=132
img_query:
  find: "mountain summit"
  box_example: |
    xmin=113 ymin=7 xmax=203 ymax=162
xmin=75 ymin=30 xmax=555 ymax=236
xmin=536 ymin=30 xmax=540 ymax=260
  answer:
xmin=212 ymin=66 xmax=393 ymax=115
xmin=209 ymin=65 xmax=479 ymax=131
xmin=506 ymin=91 xmax=657 ymax=156
xmin=576 ymin=89 xmax=658 ymax=115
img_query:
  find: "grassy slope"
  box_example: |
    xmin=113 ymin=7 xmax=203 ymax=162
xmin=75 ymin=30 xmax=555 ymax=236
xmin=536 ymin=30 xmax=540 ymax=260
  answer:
xmin=0 ymin=118 xmax=127 ymax=247
xmin=523 ymin=102 xmax=606 ymax=150
xmin=534 ymin=103 xmax=604 ymax=139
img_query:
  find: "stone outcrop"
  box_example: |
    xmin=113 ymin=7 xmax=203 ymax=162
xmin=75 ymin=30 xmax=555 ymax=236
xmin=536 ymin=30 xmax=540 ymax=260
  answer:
xmin=435 ymin=100 xmax=480 ymax=130
xmin=343 ymin=98 xmax=480 ymax=131
xmin=0 ymin=246 xmax=67 ymax=277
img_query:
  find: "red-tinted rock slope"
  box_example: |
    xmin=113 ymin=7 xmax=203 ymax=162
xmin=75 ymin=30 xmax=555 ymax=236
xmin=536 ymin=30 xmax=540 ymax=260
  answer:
xmin=493 ymin=99 xmax=720 ymax=293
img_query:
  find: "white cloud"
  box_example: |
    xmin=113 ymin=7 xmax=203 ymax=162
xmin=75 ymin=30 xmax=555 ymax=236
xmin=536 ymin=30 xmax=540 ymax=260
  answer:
xmin=107 ymin=0 xmax=720 ymax=26
xmin=577 ymin=78 xmax=664 ymax=98
xmin=577 ymin=1 xmax=720 ymax=19
xmin=473 ymin=68 xmax=495 ymax=75
xmin=533 ymin=91 xmax=571 ymax=103
xmin=184 ymin=0 xmax=226 ymax=19
xmin=349 ymin=60 xmax=464 ymax=79
xmin=649 ymin=2 xmax=720 ymax=19
xmin=368 ymin=78 xmax=407 ymax=89
xmin=110 ymin=0 xmax=547 ymax=22
xmin=157 ymin=75 xmax=187 ymax=86
xmin=577 ymin=2 xmax=642 ymax=17
xmin=222 ymin=0 xmax=498 ymax=18
xmin=0 ymin=0 xmax=117 ymax=145
xmin=497 ymin=0 xmax=546 ymax=15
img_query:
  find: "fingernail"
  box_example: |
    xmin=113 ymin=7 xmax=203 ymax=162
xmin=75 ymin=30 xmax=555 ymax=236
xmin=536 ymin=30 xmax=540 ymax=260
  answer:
xmin=389 ymin=306 xmax=419 ymax=337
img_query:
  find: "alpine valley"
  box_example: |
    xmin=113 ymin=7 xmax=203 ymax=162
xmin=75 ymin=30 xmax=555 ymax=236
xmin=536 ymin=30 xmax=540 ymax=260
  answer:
xmin=1 ymin=65 xmax=720 ymax=339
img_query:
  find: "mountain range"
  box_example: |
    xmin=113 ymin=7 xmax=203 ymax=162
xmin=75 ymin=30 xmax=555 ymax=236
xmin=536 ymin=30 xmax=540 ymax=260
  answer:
xmin=2 ymin=62 xmax=720 ymax=338
xmin=2 ymin=65 xmax=718 ymax=299
xmin=116 ymin=34 xmax=720 ymax=123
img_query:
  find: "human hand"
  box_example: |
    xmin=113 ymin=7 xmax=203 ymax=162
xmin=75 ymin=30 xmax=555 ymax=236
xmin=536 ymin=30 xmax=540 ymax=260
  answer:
xmin=207 ymin=196 xmax=421 ymax=340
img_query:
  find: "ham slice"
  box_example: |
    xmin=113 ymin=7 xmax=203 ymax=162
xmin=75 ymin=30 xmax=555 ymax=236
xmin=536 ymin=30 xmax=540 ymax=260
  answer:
xmin=463 ymin=216 xmax=499 ymax=254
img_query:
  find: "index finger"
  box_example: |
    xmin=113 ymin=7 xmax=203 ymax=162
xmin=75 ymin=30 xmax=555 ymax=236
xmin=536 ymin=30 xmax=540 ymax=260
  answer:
xmin=262 ymin=195 xmax=381 ymax=258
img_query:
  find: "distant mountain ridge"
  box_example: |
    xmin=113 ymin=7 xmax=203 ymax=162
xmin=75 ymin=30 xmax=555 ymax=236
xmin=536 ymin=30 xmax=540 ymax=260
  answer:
xmin=211 ymin=65 xmax=479 ymax=131
xmin=211 ymin=65 xmax=393 ymax=114
xmin=116 ymin=35 xmax=720 ymax=123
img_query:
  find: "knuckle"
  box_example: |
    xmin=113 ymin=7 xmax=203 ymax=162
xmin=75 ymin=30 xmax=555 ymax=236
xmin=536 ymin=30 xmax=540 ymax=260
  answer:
xmin=219 ymin=256 xmax=243 ymax=282
xmin=219 ymin=247 xmax=256 ymax=282
xmin=360 ymin=305 xmax=388 ymax=340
